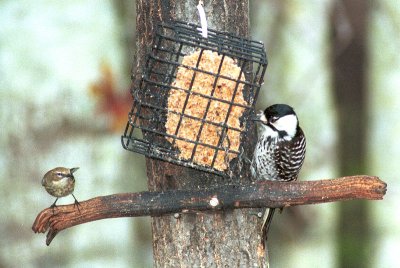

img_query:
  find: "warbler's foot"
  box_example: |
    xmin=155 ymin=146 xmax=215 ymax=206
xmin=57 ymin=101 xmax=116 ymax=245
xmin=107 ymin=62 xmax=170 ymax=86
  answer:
xmin=72 ymin=194 xmax=81 ymax=213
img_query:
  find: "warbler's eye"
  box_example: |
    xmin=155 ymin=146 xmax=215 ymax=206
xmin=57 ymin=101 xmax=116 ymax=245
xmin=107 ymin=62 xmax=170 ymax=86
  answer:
xmin=56 ymin=172 xmax=62 ymax=176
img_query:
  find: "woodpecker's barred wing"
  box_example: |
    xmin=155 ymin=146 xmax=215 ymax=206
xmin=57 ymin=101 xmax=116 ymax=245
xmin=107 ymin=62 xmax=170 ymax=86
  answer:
xmin=250 ymin=136 xmax=279 ymax=180
xmin=274 ymin=127 xmax=306 ymax=181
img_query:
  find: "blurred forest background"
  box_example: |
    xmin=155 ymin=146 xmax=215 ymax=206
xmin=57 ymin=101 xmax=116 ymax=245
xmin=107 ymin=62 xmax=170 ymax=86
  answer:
xmin=0 ymin=0 xmax=399 ymax=267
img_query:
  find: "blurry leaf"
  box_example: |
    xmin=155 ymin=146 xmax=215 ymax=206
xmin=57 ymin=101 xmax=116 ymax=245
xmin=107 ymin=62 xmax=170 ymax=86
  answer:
xmin=89 ymin=62 xmax=131 ymax=132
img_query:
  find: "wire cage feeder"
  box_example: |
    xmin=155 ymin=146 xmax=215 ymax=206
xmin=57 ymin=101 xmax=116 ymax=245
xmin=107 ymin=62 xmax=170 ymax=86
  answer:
xmin=122 ymin=20 xmax=268 ymax=176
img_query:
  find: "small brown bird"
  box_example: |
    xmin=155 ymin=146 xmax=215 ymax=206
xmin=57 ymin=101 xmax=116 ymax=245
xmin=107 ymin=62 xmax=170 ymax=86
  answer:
xmin=41 ymin=167 xmax=80 ymax=211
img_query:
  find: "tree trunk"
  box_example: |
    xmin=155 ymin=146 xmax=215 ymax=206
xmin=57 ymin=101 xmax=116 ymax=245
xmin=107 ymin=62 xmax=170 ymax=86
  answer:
xmin=135 ymin=0 xmax=265 ymax=266
xmin=332 ymin=1 xmax=370 ymax=267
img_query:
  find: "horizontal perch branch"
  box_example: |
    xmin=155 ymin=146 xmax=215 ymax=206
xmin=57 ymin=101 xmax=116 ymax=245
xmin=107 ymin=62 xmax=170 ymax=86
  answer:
xmin=32 ymin=175 xmax=386 ymax=245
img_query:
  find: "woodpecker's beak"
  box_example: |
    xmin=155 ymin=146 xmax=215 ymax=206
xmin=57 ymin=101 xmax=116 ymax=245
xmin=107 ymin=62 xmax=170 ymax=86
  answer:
xmin=250 ymin=112 xmax=262 ymax=122
xmin=251 ymin=116 xmax=262 ymax=122
xmin=251 ymin=111 xmax=267 ymax=124
xmin=70 ymin=167 xmax=79 ymax=174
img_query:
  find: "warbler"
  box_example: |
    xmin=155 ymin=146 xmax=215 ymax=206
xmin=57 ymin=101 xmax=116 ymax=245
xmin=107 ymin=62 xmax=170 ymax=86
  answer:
xmin=41 ymin=167 xmax=80 ymax=211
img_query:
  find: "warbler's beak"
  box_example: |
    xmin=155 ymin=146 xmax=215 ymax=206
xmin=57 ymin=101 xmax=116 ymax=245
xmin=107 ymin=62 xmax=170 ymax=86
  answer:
xmin=70 ymin=167 xmax=79 ymax=174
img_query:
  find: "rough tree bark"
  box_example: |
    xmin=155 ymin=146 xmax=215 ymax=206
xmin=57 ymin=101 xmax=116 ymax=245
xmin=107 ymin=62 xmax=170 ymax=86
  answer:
xmin=134 ymin=0 xmax=263 ymax=266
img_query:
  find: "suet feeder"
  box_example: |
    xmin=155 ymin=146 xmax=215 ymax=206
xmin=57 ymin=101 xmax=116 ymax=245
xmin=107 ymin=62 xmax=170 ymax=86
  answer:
xmin=121 ymin=20 xmax=268 ymax=176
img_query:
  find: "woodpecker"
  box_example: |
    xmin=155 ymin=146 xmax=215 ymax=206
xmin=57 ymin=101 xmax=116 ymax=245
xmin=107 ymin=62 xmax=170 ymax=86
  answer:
xmin=41 ymin=167 xmax=81 ymax=212
xmin=251 ymin=104 xmax=306 ymax=248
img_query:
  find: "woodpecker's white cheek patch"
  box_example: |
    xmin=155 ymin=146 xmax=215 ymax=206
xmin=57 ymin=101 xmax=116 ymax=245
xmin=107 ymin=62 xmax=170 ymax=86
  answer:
xmin=259 ymin=112 xmax=268 ymax=123
xmin=272 ymin=114 xmax=298 ymax=138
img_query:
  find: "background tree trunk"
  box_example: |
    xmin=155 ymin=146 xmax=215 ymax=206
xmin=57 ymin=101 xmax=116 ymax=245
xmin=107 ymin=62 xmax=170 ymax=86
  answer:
xmin=332 ymin=1 xmax=370 ymax=267
xmin=135 ymin=0 xmax=265 ymax=266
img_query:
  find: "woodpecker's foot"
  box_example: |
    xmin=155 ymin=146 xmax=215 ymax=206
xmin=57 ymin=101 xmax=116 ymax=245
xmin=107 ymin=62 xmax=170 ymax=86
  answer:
xmin=238 ymin=147 xmax=252 ymax=164
xmin=242 ymin=155 xmax=252 ymax=165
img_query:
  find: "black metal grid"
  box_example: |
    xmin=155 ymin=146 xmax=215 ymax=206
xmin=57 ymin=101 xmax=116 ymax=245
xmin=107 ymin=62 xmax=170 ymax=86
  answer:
xmin=122 ymin=20 xmax=268 ymax=176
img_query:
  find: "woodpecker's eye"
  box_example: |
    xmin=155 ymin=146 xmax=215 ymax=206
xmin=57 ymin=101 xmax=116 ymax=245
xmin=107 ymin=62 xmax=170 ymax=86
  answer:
xmin=270 ymin=116 xmax=279 ymax=123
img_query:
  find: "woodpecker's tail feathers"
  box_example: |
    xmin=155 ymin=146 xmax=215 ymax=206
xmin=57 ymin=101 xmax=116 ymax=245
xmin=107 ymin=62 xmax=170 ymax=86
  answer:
xmin=261 ymin=208 xmax=276 ymax=250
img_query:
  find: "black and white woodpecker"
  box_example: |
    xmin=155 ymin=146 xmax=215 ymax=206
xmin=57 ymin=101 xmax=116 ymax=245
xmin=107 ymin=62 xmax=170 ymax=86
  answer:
xmin=41 ymin=167 xmax=81 ymax=211
xmin=251 ymin=104 xmax=306 ymax=248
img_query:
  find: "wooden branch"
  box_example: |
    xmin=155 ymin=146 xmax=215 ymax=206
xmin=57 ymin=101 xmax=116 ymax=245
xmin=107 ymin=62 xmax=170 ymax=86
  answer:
xmin=32 ymin=175 xmax=386 ymax=245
